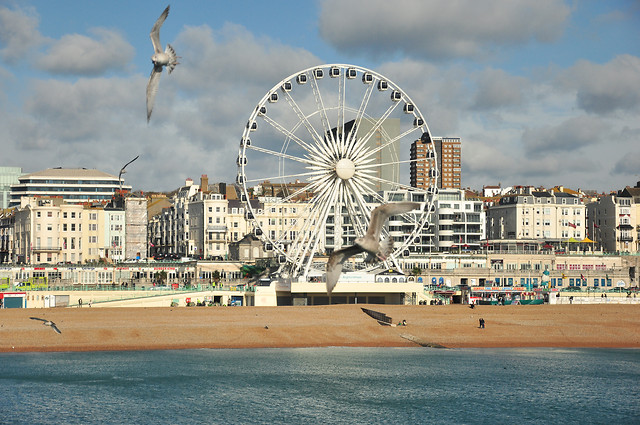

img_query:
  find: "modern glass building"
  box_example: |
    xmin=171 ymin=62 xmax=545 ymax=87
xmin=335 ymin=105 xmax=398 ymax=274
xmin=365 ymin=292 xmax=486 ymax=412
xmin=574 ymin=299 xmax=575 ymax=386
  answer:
xmin=0 ymin=167 xmax=23 ymax=209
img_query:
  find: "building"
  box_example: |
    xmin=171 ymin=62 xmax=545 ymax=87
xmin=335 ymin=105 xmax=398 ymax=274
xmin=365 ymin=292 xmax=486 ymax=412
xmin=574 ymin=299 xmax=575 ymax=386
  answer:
xmin=586 ymin=183 xmax=639 ymax=253
xmin=486 ymin=186 xmax=586 ymax=243
xmin=0 ymin=209 xmax=15 ymax=263
xmin=0 ymin=167 xmax=23 ymax=209
xmin=125 ymin=197 xmax=148 ymax=261
xmin=432 ymin=188 xmax=485 ymax=252
xmin=9 ymin=168 xmax=131 ymax=208
xmin=410 ymin=137 xmax=461 ymax=189
xmin=188 ymin=191 xmax=228 ymax=259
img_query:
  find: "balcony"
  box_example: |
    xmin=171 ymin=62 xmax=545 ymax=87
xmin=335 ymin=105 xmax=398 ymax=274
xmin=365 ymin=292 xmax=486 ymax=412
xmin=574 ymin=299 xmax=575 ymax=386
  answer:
xmin=32 ymin=246 xmax=62 ymax=252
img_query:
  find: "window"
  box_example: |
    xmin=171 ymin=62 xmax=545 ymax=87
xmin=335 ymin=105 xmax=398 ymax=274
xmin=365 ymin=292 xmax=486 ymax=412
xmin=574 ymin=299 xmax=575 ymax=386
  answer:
xmin=63 ymin=224 xmax=68 ymax=231
xmin=71 ymin=212 xmax=76 ymax=218
xmin=47 ymin=211 xmax=53 ymax=217
xmin=47 ymin=224 xmax=52 ymax=231
xmin=63 ymin=212 xmax=68 ymax=218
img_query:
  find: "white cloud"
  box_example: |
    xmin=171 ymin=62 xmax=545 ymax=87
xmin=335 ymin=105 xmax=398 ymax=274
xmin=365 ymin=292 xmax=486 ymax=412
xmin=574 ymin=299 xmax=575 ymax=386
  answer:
xmin=318 ymin=0 xmax=570 ymax=60
xmin=558 ymin=54 xmax=640 ymax=114
xmin=36 ymin=28 xmax=134 ymax=76
xmin=3 ymin=22 xmax=323 ymax=192
xmin=522 ymin=115 xmax=607 ymax=154
xmin=0 ymin=5 xmax=43 ymax=63
xmin=471 ymin=68 xmax=529 ymax=110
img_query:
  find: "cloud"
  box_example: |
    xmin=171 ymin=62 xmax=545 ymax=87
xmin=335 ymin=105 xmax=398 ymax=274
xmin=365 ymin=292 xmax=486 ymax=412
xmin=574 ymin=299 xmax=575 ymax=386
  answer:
xmin=0 ymin=5 xmax=43 ymax=63
xmin=36 ymin=28 xmax=134 ymax=76
xmin=174 ymin=23 xmax=320 ymax=93
xmin=558 ymin=54 xmax=640 ymax=114
xmin=3 ymin=22 xmax=324 ymax=192
xmin=471 ymin=68 xmax=529 ymax=110
xmin=612 ymin=151 xmax=640 ymax=176
xmin=318 ymin=0 xmax=570 ymax=60
xmin=522 ymin=115 xmax=606 ymax=154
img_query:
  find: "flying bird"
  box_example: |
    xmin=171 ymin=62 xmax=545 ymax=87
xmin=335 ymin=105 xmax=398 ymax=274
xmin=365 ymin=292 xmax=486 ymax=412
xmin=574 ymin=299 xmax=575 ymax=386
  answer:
xmin=30 ymin=317 xmax=61 ymax=334
xmin=326 ymin=202 xmax=420 ymax=294
xmin=146 ymin=5 xmax=179 ymax=123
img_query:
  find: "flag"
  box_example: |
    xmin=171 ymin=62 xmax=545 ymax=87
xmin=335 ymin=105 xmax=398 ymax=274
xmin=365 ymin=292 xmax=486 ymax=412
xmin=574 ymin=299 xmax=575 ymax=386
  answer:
xmin=594 ymin=223 xmax=599 ymax=228
xmin=562 ymin=273 xmax=565 ymax=279
xmin=581 ymin=274 xmax=585 ymax=281
xmin=568 ymin=222 xmax=577 ymax=228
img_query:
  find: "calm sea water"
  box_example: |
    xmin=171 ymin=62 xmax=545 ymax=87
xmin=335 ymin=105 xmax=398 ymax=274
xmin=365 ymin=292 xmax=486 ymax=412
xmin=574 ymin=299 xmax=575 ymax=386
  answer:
xmin=0 ymin=348 xmax=638 ymax=425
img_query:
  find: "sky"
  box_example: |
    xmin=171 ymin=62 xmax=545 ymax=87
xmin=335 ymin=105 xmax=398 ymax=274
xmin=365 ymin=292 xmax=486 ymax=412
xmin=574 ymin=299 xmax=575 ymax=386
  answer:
xmin=1 ymin=0 xmax=639 ymax=193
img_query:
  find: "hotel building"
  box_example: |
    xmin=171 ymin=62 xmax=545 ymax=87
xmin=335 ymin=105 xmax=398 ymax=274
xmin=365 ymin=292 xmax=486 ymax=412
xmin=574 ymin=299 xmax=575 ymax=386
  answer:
xmin=9 ymin=168 xmax=131 ymax=208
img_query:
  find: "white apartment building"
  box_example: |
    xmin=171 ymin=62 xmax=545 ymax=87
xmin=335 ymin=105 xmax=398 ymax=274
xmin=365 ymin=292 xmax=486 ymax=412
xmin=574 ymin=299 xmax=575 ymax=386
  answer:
xmin=14 ymin=197 xmax=88 ymax=264
xmin=188 ymin=192 xmax=228 ymax=258
xmin=433 ymin=188 xmax=485 ymax=252
xmin=486 ymin=187 xmax=585 ymax=242
xmin=586 ymin=185 xmax=639 ymax=253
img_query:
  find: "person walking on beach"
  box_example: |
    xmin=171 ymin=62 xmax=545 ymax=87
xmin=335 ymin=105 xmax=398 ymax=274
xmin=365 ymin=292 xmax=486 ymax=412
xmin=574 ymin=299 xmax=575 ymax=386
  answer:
xmin=479 ymin=318 xmax=485 ymax=329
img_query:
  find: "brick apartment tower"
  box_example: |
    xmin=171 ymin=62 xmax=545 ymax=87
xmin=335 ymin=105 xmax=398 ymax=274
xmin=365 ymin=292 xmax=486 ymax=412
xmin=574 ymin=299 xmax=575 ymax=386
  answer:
xmin=410 ymin=137 xmax=461 ymax=189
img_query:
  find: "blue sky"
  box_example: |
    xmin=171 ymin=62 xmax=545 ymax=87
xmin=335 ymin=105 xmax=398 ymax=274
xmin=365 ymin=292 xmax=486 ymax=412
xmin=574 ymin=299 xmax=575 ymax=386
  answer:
xmin=1 ymin=0 xmax=639 ymax=192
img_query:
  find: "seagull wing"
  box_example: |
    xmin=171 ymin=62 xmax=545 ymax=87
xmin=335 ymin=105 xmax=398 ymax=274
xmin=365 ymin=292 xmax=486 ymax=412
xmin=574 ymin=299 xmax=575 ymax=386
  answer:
xmin=326 ymin=244 xmax=364 ymax=294
xmin=30 ymin=317 xmax=47 ymax=322
xmin=146 ymin=67 xmax=163 ymax=123
xmin=50 ymin=323 xmax=61 ymax=334
xmin=365 ymin=202 xmax=421 ymax=241
xmin=150 ymin=5 xmax=170 ymax=54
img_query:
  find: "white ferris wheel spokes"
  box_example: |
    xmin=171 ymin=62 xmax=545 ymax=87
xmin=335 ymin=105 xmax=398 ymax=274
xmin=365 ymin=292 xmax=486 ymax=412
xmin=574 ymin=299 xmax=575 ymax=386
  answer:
xmin=237 ymin=64 xmax=437 ymax=278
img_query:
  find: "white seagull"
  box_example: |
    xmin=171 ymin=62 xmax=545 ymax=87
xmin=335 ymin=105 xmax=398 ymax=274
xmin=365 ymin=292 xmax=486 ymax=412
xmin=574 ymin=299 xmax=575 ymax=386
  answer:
xmin=326 ymin=202 xmax=420 ymax=294
xmin=146 ymin=5 xmax=179 ymax=123
xmin=30 ymin=317 xmax=62 ymax=334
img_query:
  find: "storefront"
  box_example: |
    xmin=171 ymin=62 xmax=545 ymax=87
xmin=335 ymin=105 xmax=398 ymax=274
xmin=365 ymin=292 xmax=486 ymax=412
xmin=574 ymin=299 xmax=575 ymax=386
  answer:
xmin=470 ymin=286 xmax=546 ymax=305
xmin=1 ymin=292 xmax=27 ymax=308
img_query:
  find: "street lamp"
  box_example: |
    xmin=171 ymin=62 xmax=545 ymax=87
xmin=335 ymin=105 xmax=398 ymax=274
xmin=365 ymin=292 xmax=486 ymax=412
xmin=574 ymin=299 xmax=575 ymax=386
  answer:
xmin=118 ymin=155 xmax=140 ymax=192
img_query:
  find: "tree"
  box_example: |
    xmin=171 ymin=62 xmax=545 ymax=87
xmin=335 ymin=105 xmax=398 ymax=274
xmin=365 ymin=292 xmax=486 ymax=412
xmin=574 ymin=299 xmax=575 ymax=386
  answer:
xmin=412 ymin=267 xmax=422 ymax=277
xmin=155 ymin=270 xmax=167 ymax=285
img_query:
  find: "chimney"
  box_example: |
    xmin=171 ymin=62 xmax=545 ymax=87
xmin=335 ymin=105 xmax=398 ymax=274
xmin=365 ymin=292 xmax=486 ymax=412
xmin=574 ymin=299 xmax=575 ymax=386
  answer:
xmin=185 ymin=178 xmax=193 ymax=187
xmin=200 ymin=174 xmax=209 ymax=192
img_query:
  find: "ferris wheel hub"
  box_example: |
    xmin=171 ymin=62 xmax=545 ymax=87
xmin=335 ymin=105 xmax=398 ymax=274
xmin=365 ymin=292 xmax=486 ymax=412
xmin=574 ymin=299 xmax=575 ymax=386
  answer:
xmin=335 ymin=158 xmax=356 ymax=180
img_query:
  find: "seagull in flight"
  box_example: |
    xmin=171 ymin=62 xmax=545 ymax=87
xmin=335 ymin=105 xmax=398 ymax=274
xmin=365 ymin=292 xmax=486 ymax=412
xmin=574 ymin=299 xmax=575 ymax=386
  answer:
xmin=326 ymin=202 xmax=420 ymax=294
xmin=30 ymin=317 xmax=61 ymax=334
xmin=146 ymin=5 xmax=179 ymax=123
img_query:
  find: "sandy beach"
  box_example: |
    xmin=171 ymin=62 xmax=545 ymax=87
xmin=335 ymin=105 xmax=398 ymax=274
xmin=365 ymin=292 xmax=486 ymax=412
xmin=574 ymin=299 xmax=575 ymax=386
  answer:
xmin=1 ymin=304 xmax=639 ymax=352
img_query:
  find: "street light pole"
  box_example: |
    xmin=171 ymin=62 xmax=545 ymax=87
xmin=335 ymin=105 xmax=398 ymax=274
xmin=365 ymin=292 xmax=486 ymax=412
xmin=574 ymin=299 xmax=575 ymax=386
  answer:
xmin=118 ymin=155 xmax=140 ymax=192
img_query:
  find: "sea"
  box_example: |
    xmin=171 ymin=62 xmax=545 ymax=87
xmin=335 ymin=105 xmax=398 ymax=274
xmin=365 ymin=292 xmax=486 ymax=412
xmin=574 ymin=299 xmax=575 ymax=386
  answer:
xmin=0 ymin=347 xmax=638 ymax=425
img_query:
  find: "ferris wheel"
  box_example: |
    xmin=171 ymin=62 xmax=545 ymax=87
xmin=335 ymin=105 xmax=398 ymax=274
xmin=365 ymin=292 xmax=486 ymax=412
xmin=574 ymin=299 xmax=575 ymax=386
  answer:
xmin=236 ymin=64 xmax=438 ymax=278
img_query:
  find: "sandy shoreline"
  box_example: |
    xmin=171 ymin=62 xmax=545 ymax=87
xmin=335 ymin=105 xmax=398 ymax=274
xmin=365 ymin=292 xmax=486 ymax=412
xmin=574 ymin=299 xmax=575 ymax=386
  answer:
xmin=1 ymin=304 xmax=639 ymax=352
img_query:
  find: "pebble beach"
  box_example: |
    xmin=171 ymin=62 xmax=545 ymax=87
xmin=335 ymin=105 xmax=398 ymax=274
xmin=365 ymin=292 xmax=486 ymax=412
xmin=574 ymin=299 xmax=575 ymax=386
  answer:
xmin=1 ymin=304 xmax=639 ymax=352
